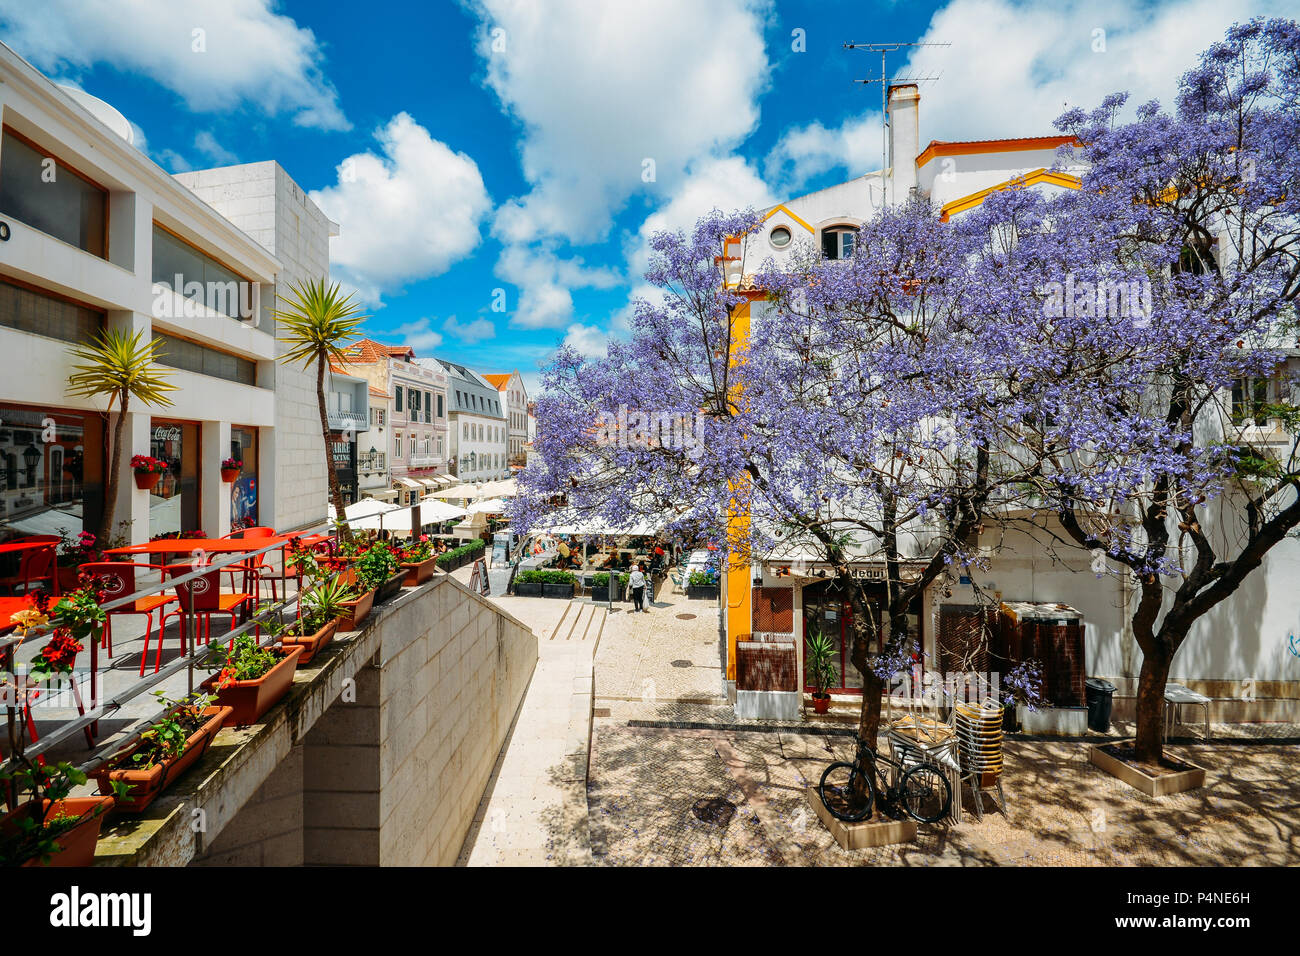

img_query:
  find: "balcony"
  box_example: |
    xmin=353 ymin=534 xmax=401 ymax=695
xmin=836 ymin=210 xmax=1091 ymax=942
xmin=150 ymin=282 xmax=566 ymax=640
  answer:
xmin=409 ymin=455 xmax=438 ymax=468
xmin=358 ymin=452 xmax=386 ymax=473
xmin=327 ymin=410 xmax=368 ymax=433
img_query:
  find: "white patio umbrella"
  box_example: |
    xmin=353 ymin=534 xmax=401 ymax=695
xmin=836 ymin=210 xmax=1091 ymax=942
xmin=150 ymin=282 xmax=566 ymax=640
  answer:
xmin=475 ymin=478 xmax=517 ymax=498
xmin=417 ymin=498 xmax=469 ymax=522
xmin=329 ymin=498 xmax=401 ymax=522
xmin=426 ymin=482 xmax=479 ymax=499
xmin=466 ymin=497 xmax=508 ymax=514
xmin=350 ymin=508 xmax=416 ymax=534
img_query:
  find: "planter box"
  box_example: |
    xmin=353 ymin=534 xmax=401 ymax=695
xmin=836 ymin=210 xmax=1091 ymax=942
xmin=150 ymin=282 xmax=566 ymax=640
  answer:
xmin=542 ymin=582 xmax=575 ymax=599
xmin=0 ymin=795 xmax=116 ymax=867
xmin=401 ymin=556 xmax=438 ymax=586
xmin=200 ymin=644 xmax=303 ymax=727
xmin=93 ymin=705 xmax=233 ymax=813
xmin=590 ymin=583 xmax=622 ymax=603
xmin=278 ymin=619 xmax=337 ymax=666
xmin=805 ymin=788 xmax=917 ymax=850
xmin=1089 ymin=741 xmax=1206 ymax=797
xmin=133 ymin=471 xmax=161 ymax=491
xmin=337 ymin=589 xmax=374 ymax=631
xmin=513 ymin=581 xmax=543 ymax=597
xmin=372 ymin=571 xmax=407 ymax=606
xmin=687 ymin=584 xmax=720 ymax=600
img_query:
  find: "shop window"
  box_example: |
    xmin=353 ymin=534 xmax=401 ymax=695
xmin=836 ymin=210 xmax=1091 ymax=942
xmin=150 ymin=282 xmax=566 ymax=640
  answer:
xmin=148 ymin=420 xmax=200 ymax=538
xmin=229 ymin=426 xmax=259 ymax=531
xmin=0 ymin=279 xmax=103 ymax=344
xmin=0 ymin=405 xmax=103 ymax=542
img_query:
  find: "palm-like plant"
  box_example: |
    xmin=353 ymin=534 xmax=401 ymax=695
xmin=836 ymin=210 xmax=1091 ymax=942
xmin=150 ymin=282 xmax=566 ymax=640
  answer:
xmin=67 ymin=328 xmax=177 ymax=543
xmin=275 ymin=279 xmax=367 ymax=542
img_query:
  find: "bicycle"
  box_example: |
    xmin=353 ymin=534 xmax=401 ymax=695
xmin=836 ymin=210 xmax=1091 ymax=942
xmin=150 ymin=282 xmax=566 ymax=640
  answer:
xmin=818 ymin=738 xmax=952 ymax=824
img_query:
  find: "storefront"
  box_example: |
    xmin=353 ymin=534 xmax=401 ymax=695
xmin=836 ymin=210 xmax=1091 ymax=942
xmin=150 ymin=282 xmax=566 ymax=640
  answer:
xmin=229 ymin=425 xmax=260 ymax=531
xmin=149 ymin=419 xmax=200 ymax=538
xmin=0 ymin=402 xmax=104 ymax=542
xmin=330 ymin=431 xmax=357 ymax=506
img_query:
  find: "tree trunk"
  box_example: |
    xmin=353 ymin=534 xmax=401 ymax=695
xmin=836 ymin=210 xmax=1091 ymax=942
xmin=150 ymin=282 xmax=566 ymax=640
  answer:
xmin=857 ymin=670 xmax=884 ymax=744
xmin=97 ymin=392 xmax=128 ymax=546
xmin=318 ymin=353 xmax=351 ymax=544
xmin=1133 ymin=649 xmax=1171 ymax=763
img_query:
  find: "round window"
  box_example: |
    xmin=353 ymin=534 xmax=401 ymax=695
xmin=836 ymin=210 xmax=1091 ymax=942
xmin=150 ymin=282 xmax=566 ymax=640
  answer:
xmin=770 ymin=226 xmax=792 ymax=248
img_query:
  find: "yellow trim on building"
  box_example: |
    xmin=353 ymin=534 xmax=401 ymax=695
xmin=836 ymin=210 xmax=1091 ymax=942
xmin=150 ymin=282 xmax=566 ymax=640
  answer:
xmin=762 ymin=203 xmax=815 ymax=234
xmin=939 ymin=168 xmax=1081 ymax=222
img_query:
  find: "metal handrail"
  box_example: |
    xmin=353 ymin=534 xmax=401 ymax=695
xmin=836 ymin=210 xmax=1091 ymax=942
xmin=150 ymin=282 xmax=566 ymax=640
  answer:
xmin=2 ymin=522 xmax=336 ymax=773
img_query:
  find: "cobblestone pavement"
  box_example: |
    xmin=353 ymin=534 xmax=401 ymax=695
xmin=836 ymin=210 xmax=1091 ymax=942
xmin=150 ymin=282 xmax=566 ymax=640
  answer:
xmin=586 ymin=710 xmax=1300 ymax=866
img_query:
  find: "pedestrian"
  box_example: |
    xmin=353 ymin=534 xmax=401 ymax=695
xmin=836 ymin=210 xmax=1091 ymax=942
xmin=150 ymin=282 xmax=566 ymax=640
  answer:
xmin=629 ymin=563 xmax=648 ymax=613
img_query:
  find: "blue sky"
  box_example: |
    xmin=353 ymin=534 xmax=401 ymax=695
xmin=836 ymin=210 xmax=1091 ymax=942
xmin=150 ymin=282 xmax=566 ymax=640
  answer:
xmin=0 ymin=0 xmax=1285 ymax=393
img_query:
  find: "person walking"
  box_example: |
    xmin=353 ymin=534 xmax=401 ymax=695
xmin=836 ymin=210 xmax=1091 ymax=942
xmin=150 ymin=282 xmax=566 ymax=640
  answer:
xmin=629 ymin=563 xmax=648 ymax=613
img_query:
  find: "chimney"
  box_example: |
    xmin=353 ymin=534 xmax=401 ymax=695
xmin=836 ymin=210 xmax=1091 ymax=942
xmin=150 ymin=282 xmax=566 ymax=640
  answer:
xmin=887 ymin=83 xmax=920 ymax=204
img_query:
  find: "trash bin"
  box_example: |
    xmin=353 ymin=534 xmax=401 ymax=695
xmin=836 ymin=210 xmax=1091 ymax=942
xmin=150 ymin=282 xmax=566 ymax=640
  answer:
xmin=1085 ymin=677 xmax=1117 ymax=732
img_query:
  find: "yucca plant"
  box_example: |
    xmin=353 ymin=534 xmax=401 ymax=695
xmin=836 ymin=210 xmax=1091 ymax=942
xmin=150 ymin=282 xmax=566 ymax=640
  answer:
xmin=275 ymin=279 xmax=367 ymax=544
xmin=66 ymin=328 xmax=177 ymax=543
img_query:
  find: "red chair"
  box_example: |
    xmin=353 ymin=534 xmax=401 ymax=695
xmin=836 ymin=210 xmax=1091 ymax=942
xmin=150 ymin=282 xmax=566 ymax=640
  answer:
xmin=218 ymin=527 xmax=279 ymax=604
xmin=77 ymin=562 xmax=176 ymax=663
xmin=158 ymin=563 xmax=256 ymax=672
xmin=0 ymin=543 xmax=58 ymax=595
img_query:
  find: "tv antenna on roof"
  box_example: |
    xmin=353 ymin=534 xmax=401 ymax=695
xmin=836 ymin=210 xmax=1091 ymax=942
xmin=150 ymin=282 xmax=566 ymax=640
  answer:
xmin=844 ymin=41 xmax=950 ymax=207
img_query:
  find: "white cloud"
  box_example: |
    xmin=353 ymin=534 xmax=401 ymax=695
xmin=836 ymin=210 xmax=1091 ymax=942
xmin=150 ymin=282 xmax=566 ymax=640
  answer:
xmin=310 ymin=112 xmax=493 ymax=307
xmin=442 ymin=315 xmax=497 ymax=345
xmin=903 ymin=0 xmax=1290 ymax=147
xmin=194 ymin=130 xmax=238 ymax=165
xmin=561 ymin=322 xmax=610 ymax=359
xmin=495 ymin=244 xmax=621 ymax=330
xmin=765 ymin=114 xmax=881 ymax=192
xmin=389 ymin=317 xmax=444 ymax=354
xmin=0 ymin=0 xmax=349 ymax=130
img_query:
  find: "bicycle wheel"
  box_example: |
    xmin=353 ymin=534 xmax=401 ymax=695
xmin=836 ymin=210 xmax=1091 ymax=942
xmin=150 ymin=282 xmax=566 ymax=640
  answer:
xmin=899 ymin=763 xmax=952 ymax=824
xmin=818 ymin=761 xmax=874 ymax=822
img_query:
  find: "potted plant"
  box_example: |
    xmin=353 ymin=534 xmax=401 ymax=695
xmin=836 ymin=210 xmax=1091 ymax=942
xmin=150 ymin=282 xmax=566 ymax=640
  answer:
xmin=129 ymin=454 xmax=167 ymax=491
xmin=284 ymin=573 xmax=356 ymax=662
xmin=55 ymin=530 xmax=99 ymax=590
xmin=220 ymin=457 xmax=242 ymax=482
xmin=0 ymin=762 xmax=119 ymax=867
xmin=512 ymin=568 xmax=544 ymax=597
xmin=806 ymin=628 xmax=839 ymax=715
xmin=686 ymin=570 xmax=720 ymax=600
xmin=396 ymin=535 xmax=438 ymax=585
xmin=590 ymin=571 xmax=628 ymax=603
xmin=355 ymin=543 xmax=404 ymax=605
xmin=541 ymin=569 xmax=576 ymax=599
xmin=199 ymin=634 xmax=304 ymax=727
xmin=334 ymin=567 xmax=375 ymax=630
xmin=92 ymin=691 xmax=232 ymax=813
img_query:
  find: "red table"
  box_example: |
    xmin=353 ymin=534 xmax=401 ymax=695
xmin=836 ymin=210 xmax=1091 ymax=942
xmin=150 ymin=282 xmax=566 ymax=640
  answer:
xmin=0 ymin=595 xmax=35 ymax=635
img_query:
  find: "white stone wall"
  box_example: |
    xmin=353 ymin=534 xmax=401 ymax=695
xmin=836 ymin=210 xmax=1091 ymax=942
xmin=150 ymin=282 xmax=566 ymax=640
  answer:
xmin=174 ymin=161 xmax=333 ymax=532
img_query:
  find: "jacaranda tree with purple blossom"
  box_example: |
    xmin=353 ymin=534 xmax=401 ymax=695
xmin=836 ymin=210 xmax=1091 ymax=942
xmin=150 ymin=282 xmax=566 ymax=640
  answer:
xmin=978 ymin=17 xmax=1300 ymax=763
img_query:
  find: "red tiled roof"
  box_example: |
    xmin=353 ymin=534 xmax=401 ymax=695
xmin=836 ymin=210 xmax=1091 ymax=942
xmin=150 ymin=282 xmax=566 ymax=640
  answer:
xmin=368 ymin=386 xmax=388 ymax=398
xmin=481 ymin=373 xmax=511 ymax=390
xmin=344 ymin=338 xmax=417 ymax=363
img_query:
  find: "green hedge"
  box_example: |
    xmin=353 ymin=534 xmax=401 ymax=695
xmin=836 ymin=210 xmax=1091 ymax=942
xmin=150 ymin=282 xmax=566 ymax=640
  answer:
xmin=516 ymin=569 xmax=576 ymax=585
xmin=591 ymin=572 xmax=629 ymax=588
xmin=435 ymin=537 xmax=486 ymax=570
xmin=688 ymin=570 xmax=718 ymax=587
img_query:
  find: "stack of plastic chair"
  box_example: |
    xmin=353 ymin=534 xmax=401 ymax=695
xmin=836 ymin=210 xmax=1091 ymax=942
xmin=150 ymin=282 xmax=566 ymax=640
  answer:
xmin=954 ymin=699 xmax=1007 ymax=820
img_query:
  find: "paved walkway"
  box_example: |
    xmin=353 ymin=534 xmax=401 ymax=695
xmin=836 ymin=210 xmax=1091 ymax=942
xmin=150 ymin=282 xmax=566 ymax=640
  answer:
xmin=456 ymin=595 xmax=604 ymax=865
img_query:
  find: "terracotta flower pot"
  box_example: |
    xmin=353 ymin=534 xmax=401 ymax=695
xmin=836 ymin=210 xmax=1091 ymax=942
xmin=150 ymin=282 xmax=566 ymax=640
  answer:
xmin=279 ymin=619 xmax=337 ymax=666
xmin=200 ymin=644 xmax=303 ymax=727
xmin=93 ymin=705 xmax=233 ymax=813
xmin=220 ymin=467 xmax=241 ymax=483
xmin=133 ymin=470 xmax=161 ymax=491
xmin=812 ymin=694 xmax=831 ymax=715
xmin=0 ymin=795 xmax=116 ymax=867
xmin=401 ymin=555 xmax=438 ymax=586
xmin=338 ymin=589 xmax=374 ymax=631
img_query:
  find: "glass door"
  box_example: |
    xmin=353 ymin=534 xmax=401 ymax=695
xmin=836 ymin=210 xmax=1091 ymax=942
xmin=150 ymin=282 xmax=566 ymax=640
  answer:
xmin=149 ymin=420 xmax=199 ymax=537
xmin=230 ymin=426 xmax=259 ymax=531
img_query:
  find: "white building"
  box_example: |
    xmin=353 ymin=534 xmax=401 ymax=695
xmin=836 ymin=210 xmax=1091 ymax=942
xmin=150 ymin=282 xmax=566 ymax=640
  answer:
xmin=358 ymin=385 xmax=393 ymax=502
xmin=723 ymin=82 xmax=1296 ymax=722
xmin=0 ymin=43 xmax=329 ymax=543
xmin=174 ymin=160 xmax=339 ymax=533
xmin=421 ymin=358 xmax=508 ymax=483
xmin=482 ymin=370 xmax=528 ymax=469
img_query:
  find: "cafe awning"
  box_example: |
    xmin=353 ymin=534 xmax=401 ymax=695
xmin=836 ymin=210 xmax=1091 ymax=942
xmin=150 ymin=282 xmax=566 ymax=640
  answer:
xmin=393 ymin=477 xmax=421 ymax=489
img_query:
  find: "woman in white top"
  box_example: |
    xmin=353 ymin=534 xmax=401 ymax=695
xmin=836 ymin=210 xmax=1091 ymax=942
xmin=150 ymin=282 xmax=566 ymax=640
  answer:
xmin=628 ymin=564 xmax=648 ymax=613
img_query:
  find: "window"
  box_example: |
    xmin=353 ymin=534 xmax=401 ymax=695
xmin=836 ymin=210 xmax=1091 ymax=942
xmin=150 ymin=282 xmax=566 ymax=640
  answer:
xmin=395 ymin=386 xmax=404 ymax=413
xmin=152 ymin=332 xmax=257 ymax=386
xmin=152 ymin=224 xmax=252 ymax=320
xmin=394 ymin=434 xmax=402 ymax=458
xmin=424 ymin=391 xmax=432 ymax=423
xmin=821 ymin=226 xmax=856 ymax=261
xmin=410 ymin=389 xmax=420 ymax=419
xmin=0 ymin=279 xmax=102 ymax=344
xmin=1175 ymin=235 xmax=1220 ymax=276
xmin=1232 ymin=376 xmax=1284 ymax=427
xmin=0 ymin=129 xmax=106 ymax=257
xmin=769 ymin=226 xmax=791 ymax=249
xmin=437 ymin=394 xmax=444 ymax=418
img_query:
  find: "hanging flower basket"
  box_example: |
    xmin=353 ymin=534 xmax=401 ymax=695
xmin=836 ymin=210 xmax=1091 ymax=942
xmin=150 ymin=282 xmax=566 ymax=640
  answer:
xmin=220 ymin=458 xmax=242 ymax=483
xmin=130 ymin=455 xmax=167 ymax=491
